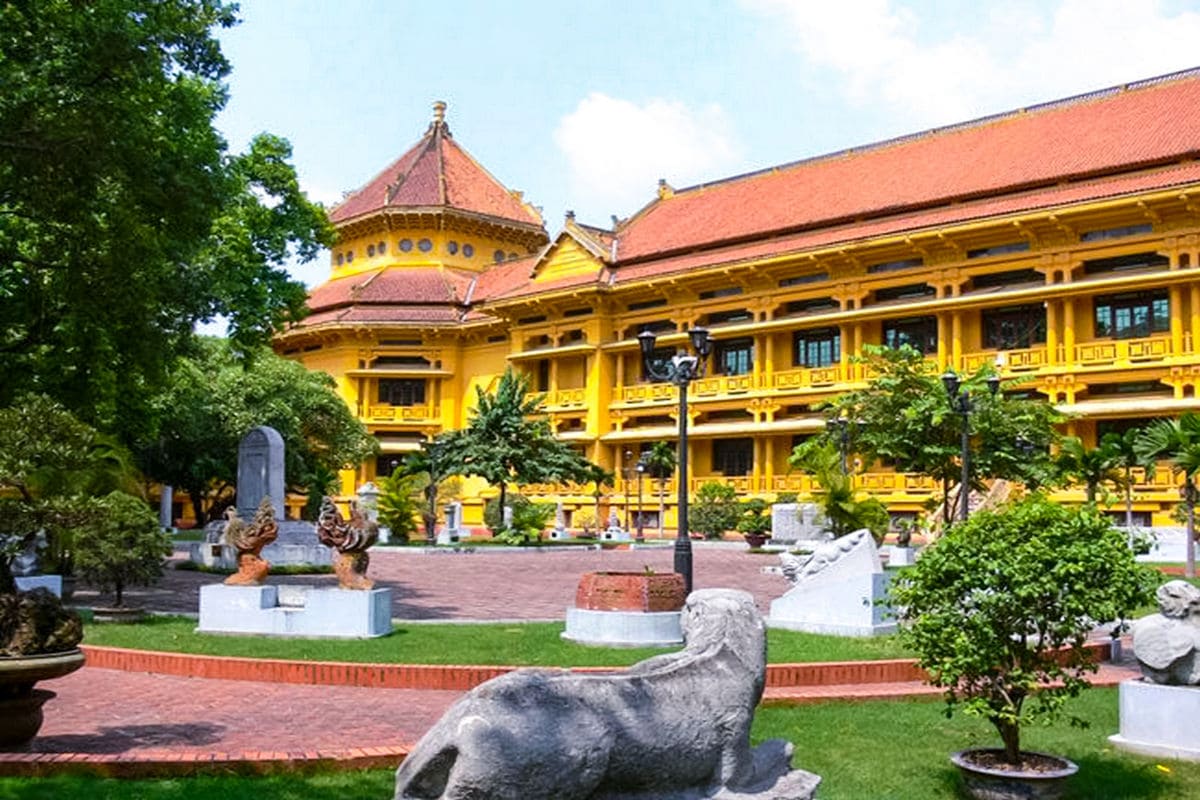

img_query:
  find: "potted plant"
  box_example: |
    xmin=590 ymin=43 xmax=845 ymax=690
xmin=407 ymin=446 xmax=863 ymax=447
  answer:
xmin=889 ymin=494 xmax=1154 ymax=799
xmin=73 ymin=491 xmax=174 ymax=622
xmin=688 ymin=481 xmax=741 ymax=540
xmin=737 ymin=498 xmax=772 ymax=549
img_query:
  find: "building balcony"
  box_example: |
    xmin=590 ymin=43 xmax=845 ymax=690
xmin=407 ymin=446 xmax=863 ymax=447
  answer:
xmin=1075 ymin=335 xmax=1171 ymax=366
xmin=363 ymin=404 xmax=440 ymax=422
xmin=545 ymin=387 xmax=587 ymax=409
xmin=692 ymin=373 xmax=756 ymax=397
xmin=964 ymin=346 xmax=1047 ymax=373
xmin=771 ymin=365 xmax=843 ymax=390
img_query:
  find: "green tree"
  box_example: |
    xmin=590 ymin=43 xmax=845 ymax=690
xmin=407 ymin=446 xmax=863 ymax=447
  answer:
xmin=645 ymin=441 xmax=677 ymax=538
xmin=375 ymin=468 xmax=422 ymax=545
xmin=135 ymin=340 xmax=377 ymax=524
xmin=788 ymin=439 xmax=889 ymax=542
xmin=444 ymin=368 xmax=592 ymax=525
xmin=824 ymin=346 xmax=1060 ymax=525
xmin=483 ymin=494 xmax=555 ymax=544
xmin=1136 ymin=413 xmax=1200 ymax=577
xmin=1102 ymin=427 xmax=1153 ymax=538
xmin=0 ymin=0 xmax=333 ymax=427
xmin=688 ymin=481 xmax=741 ymax=540
xmin=397 ymin=436 xmax=460 ymax=545
xmin=1054 ymin=436 xmax=1122 ymax=504
xmin=72 ymin=492 xmax=173 ymax=608
xmin=890 ymin=495 xmax=1154 ymax=765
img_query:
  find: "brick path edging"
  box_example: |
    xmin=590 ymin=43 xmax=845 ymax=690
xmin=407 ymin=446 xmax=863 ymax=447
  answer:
xmin=0 ymin=747 xmax=409 ymax=778
xmin=78 ymin=641 xmax=1110 ymax=692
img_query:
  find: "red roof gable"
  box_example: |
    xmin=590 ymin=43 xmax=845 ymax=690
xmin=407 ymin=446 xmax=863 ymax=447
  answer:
xmin=616 ymin=69 xmax=1200 ymax=262
xmin=330 ymin=103 xmax=544 ymax=229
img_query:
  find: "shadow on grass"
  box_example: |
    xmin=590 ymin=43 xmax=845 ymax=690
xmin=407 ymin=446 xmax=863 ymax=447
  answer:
xmin=1065 ymin=754 xmax=1176 ymax=799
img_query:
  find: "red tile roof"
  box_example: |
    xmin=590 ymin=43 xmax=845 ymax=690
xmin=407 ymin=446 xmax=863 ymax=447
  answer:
xmin=330 ymin=107 xmax=544 ymax=229
xmin=616 ymin=69 xmax=1200 ymax=262
xmin=308 ymin=268 xmax=470 ymax=311
xmin=614 ymin=160 xmax=1200 ymax=285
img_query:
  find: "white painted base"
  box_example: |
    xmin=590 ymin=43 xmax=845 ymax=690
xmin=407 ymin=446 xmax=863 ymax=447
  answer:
xmin=436 ymin=528 xmax=462 ymax=545
xmin=14 ymin=575 xmax=62 ymax=597
xmin=561 ymin=607 xmax=682 ymax=647
xmin=768 ymin=572 xmax=897 ymax=637
xmin=548 ymin=529 xmax=571 ymax=541
xmin=197 ymin=584 xmax=392 ymax=638
xmin=600 ymin=528 xmax=631 ymax=542
xmin=1109 ymin=679 xmax=1200 ymax=761
xmin=886 ymin=546 xmax=917 ymax=567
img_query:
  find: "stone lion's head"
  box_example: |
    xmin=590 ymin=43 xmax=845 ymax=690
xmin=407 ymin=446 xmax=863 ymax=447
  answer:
xmin=680 ymin=588 xmax=767 ymax=667
xmin=1156 ymin=580 xmax=1200 ymax=619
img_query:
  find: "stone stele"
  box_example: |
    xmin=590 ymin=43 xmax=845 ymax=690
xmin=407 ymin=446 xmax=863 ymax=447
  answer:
xmin=1132 ymin=579 xmax=1200 ymax=685
xmin=394 ymin=588 xmax=820 ymax=800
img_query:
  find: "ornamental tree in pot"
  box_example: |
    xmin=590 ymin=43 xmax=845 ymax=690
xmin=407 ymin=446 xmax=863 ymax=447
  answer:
xmin=889 ymin=494 xmax=1154 ymax=799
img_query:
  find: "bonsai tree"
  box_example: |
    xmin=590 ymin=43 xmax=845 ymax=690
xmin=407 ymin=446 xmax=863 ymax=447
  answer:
xmin=737 ymin=498 xmax=772 ymax=547
xmin=483 ymin=494 xmax=554 ymax=544
xmin=889 ymin=494 xmax=1154 ymax=767
xmin=688 ymin=481 xmax=741 ymax=540
xmin=73 ymin=492 xmax=174 ymax=609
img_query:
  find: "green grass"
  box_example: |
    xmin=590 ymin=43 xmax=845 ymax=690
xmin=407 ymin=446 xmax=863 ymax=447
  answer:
xmin=81 ymin=615 xmax=913 ymax=666
xmin=2 ymin=689 xmax=1197 ymax=799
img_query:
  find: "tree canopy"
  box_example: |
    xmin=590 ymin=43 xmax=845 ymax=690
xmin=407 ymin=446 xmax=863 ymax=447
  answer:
xmin=134 ymin=339 xmax=377 ymax=523
xmin=0 ymin=0 xmax=332 ymax=427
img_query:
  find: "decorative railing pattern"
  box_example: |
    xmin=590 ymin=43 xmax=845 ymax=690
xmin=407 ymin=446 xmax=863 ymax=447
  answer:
xmin=1076 ymin=336 xmax=1170 ymax=366
xmin=365 ymin=405 xmax=439 ymax=422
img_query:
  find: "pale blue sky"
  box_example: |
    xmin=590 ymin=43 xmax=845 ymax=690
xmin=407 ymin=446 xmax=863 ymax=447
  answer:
xmin=214 ymin=0 xmax=1200 ymax=288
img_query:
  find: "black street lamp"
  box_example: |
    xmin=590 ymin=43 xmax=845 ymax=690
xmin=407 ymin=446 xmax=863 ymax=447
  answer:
xmin=638 ymin=326 xmax=713 ymax=595
xmin=827 ymin=417 xmax=850 ymax=475
xmin=635 ymin=454 xmax=648 ymax=542
xmin=941 ymin=369 xmax=1001 ymax=523
xmin=622 ymin=448 xmax=633 ymax=530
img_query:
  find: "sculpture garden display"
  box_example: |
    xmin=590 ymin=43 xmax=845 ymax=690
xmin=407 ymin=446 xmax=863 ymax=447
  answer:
xmin=316 ymin=496 xmax=379 ymax=590
xmin=395 ymin=588 xmax=821 ymax=799
xmin=1132 ymin=580 xmax=1200 ymax=685
xmin=221 ymin=498 xmax=279 ymax=586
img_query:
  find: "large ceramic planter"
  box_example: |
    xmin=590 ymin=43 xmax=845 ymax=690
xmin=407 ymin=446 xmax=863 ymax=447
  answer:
xmin=0 ymin=648 xmax=86 ymax=748
xmin=575 ymin=571 xmax=686 ymax=612
xmin=951 ymin=748 xmax=1078 ymax=800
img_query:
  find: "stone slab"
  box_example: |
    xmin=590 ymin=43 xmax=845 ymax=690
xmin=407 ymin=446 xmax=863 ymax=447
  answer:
xmin=886 ymin=546 xmax=917 ymax=567
xmin=1136 ymin=528 xmax=1188 ymax=563
xmin=436 ymin=529 xmax=462 ymax=545
xmin=601 ymin=528 xmax=631 ymax=542
xmin=561 ymin=607 xmax=683 ymax=647
xmin=198 ymin=584 xmax=391 ymax=638
xmin=768 ymin=572 xmax=897 ymax=637
xmin=1110 ymin=679 xmax=1200 ymax=761
xmin=13 ymin=575 xmax=62 ymax=597
xmin=236 ymin=426 xmax=285 ymax=521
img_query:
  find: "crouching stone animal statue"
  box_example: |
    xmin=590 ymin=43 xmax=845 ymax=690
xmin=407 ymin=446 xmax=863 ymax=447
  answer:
xmin=394 ymin=588 xmax=820 ymax=800
xmin=1133 ymin=579 xmax=1200 ymax=685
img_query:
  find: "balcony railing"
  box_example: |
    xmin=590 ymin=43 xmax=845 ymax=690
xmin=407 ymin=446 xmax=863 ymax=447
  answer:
xmin=964 ymin=346 xmax=1047 ymax=373
xmin=364 ymin=404 xmax=439 ymax=422
xmin=1076 ymin=335 xmax=1171 ymax=366
xmin=693 ymin=374 xmax=755 ymax=396
xmin=546 ymin=387 xmax=587 ymax=408
xmin=621 ymin=382 xmax=678 ymax=404
xmin=771 ymin=365 xmax=842 ymax=390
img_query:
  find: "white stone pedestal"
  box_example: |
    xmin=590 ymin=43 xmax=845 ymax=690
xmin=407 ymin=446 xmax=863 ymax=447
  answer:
xmin=198 ymin=584 xmax=392 ymax=638
xmin=886 ymin=546 xmax=917 ymax=567
xmin=1110 ymin=679 xmax=1200 ymax=761
xmin=436 ymin=528 xmax=462 ymax=545
xmin=562 ymin=608 xmax=682 ymax=647
xmin=14 ymin=575 xmax=62 ymax=597
xmin=600 ymin=528 xmax=631 ymax=542
xmin=768 ymin=573 xmax=897 ymax=637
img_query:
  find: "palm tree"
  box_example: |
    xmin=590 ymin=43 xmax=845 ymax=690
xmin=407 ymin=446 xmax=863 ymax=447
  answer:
xmin=1136 ymin=414 xmax=1200 ymax=578
xmin=644 ymin=441 xmax=677 ymax=538
xmin=1054 ymin=436 xmax=1122 ymax=504
xmin=581 ymin=463 xmax=614 ymax=530
xmin=1101 ymin=428 xmax=1152 ymax=543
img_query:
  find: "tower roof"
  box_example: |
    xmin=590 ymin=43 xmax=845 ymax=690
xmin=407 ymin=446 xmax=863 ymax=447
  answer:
xmin=330 ymin=102 xmax=544 ymax=230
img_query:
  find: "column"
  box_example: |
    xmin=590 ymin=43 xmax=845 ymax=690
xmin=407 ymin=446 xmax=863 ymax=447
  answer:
xmin=1191 ymin=286 xmax=1200 ymax=353
xmin=1170 ymin=286 xmax=1184 ymax=356
xmin=1046 ymin=301 xmax=1059 ymax=366
xmin=764 ymin=438 xmax=776 ymax=490
xmin=951 ymin=312 xmax=962 ymax=371
xmin=936 ymin=313 xmax=949 ymax=368
xmin=1062 ymin=300 xmax=1076 ymax=367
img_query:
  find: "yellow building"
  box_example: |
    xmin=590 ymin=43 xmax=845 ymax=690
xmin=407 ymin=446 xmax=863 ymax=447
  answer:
xmin=276 ymin=71 xmax=1200 ymax=530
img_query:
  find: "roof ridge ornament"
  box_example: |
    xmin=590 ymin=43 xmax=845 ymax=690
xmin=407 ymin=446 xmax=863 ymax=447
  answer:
xmin=429 ymin=100 xmax=451 ymax=136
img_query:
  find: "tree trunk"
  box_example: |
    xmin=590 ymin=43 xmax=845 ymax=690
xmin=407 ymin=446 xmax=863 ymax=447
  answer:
xmin=0 ymin=557 xmax=16 ymax=595
xmin=1187 ymin=479 xmax=1196 ymax=580
xmin=114 ymin=577 xmax=124 ymax=609
xmin=995 ymin=717 xmax=1021 ymax=765
xmin=1086 ymin=481 xmax=1097 ymax=504
xmin=658 ymin=480 xmax=666 ymax=538
xmin=190 ymin=489 xmax=207 ymax=528
xmin=942 ymin=474 xmax=951 ymax=528
xmin=423 ymin=484 xmax=437 ymax=545
xmin=498 ymin=482 xmax=508 ymax=532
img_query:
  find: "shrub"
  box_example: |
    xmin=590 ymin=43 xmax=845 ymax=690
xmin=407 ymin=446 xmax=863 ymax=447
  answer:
xmin=889 ymin=494 xmax=1156 ymax=764
xmin=73 ymin=492 xmax=173 ymax=608
xmin=484 ymin=494 xmax=554 ymax=544
xmin=688 ymin=482 xmax=741 ymax=540
xmin=376 ymin=470 xmax=422 ymax=543
xmin=774 ymin=492 xmax=799 ymax=504
xmin=736 ymin=498 xmax=772 ymax=537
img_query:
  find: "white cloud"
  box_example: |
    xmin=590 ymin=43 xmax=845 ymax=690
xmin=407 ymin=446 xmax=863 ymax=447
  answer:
xmin=744 ymin=0 xmax=1200 ymax=131
xmin=553 ymin=93 xmax=743 ymax=222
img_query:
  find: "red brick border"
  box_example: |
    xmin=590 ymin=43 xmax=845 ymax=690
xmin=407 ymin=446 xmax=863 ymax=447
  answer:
xmin=0 ymin=746 xmax=410 ymax=778
xmin=79 ymin=640 xmax=1110 ymax=691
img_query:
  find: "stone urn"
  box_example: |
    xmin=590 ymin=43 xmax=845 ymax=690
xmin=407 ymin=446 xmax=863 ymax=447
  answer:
xmin=575 ymin=571 xmax=686 ymax=613
xmin=0 ymin=649 xmax=86 ymax=748
xmin=951 ymin=749 xmax=1078 ymax=800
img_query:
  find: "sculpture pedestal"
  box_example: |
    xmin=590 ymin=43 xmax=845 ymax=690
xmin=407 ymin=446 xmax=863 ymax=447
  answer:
xmin=886 ymin=546 xmax=916 ymax=567
xmin=1109 ymin=679 xmax=1200 ymax=761
xmin=562 ymin=608 xmax=682 ymax=647
xmin=13 ymin=575 xmax=63 ymax=597
xmin=768 ymin=573 xmax=896 ymax=637
xmin=198 ymin=584 xmax=391 ymax=638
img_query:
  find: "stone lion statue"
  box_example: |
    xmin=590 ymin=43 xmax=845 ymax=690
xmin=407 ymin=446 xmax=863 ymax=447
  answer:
xmin=1133 ymin=579 xmax=1200 ymax=685
xmin=394 ymin=588 xmax=820 ymax=800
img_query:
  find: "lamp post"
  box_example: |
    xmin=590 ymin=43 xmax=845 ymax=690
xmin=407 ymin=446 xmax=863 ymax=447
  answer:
xmin=635 ymin=455 xmax=647 ymax=542
xmin=827 ymin=417 xmax=850 ymax=475
xmin=941 ymin=369 xmax=1001 ymax=523
xmin=638 ymin=326 xmax=713 ymax=595
xmin=622 ymin=448 xmax=633 ymax=531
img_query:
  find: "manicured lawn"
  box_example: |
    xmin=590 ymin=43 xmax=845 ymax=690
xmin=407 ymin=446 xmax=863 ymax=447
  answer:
xmin=81 ymin=615 xmax=913 ymax=666
xmin=2 ymin=689 xmax=1197 ymax=799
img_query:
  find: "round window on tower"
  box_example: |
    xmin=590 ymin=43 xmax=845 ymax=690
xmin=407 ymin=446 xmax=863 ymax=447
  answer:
xmin=418 ymin=238 xmax=433 ymax=252
xmin=336 ymin=253 xmax=344 ymax=266
xmin=399 ymin=239 xmax=413 ymax=252
xmin=493 ymin=249 xmax=506 ymax=263
xmin=367 ymin=244 xmax=375 ymax=257
xmin=463 ymin=243 xmax=475 ymax=258
xmin=447 ymin=241 xmax=459 ymax=255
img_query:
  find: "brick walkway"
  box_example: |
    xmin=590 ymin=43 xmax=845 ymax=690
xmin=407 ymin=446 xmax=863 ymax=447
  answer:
xmin=4 ymin=545 xmax=1142 ymax=777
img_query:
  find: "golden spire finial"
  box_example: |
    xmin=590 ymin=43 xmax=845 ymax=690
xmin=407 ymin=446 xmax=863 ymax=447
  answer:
xmin=432 ymin=101 xmax=447 ymax=125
